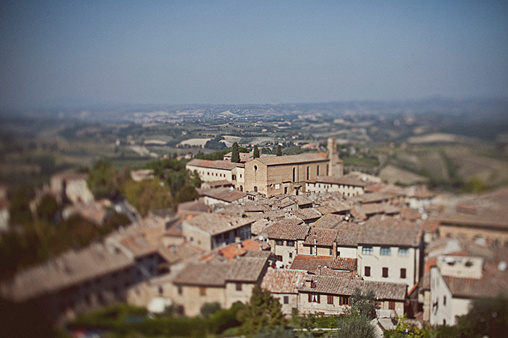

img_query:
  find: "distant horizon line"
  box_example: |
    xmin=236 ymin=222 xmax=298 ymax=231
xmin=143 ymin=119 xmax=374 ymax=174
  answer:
xmin=2 ymin=95 xmax=508 ymax=114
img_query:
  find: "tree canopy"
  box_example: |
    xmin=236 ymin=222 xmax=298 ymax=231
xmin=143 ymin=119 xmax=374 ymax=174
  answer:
xmin=231 ymin=142 xmax=240 ymax=163
xmin=237 ymin=286 xmax=286 ymax=336
xmin=253 ymin=145 xmax=260 ymax=159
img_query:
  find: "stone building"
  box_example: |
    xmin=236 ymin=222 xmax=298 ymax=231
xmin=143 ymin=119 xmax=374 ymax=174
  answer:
xmin=244 ymin=137 xmax=343 ymax=196
xmin=186 ymin=159 xmax=245 ymax=191
xmin=182 ymin=214 xmax=253 ymax=251
xmin=169 ymin=254 xmax=269 ymax=317
xmin=50 ymin=172 xmax=94 ymax=204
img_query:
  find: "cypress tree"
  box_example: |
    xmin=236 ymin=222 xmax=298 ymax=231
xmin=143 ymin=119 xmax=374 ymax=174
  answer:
xmin=276 ymin=144 xmax=283 ymax=156
xmin=253 ymin=145 xmax=260 ymax=159
xmin=231 ymin=142 xmax=240 ymax=163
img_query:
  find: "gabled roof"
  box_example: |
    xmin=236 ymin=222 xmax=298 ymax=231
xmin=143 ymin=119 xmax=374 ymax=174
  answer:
xmin=290 ymin=255 xmax=357 ymax=274
xmin=187 ymin=159 xmax=244 ymax=170
xmin=291 ymin=208 xmax=322 ymax=222
xmin=290 ymin=255 xmax=334 ymax=274
xmin=314 ymin=213 xmax=343 ymax=229
xmin=267 ymin=223 xmax=310 ymax=240
xmin=359 ymin=216 xmax=421 ymax=247
xmin=184 ymin=214 xmax=253 ymax=235
xmin=442 ymin=267 xmax=508 ymax=299
xmin=304 ymin=228 xmax=339 ymax=247
xmin=1 ymin=242 xmax=133 ymax=302
xmin=172 ymin=255 xmax=268 ymax=286
xmin=199 ymin=187 xmax=247 ymax=203
xmin=298 ymin=275 xmax=407 ymax=300
xmin=261 ymin=268 xmax=307 ymax=294
xmin=225 ymin=257 xmax=267 ymax=282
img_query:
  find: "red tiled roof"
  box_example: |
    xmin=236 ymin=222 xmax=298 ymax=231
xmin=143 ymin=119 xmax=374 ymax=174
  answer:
xmin=261 ymin=268 xmax=307 ymax=294
xmin=267 ymin=223 xmax=310 ymax=240
xmin=187 ymin=159 xmax=244 ymax=170
xmin=304 ymin=228 xmax=339 ymax=247
xmin=298 ymin=275 xmax=407 ymax=300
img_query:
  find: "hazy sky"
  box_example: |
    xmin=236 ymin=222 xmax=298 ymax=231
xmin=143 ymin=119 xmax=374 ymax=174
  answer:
xmin=1 ymin=0 xmax=507 ymax=109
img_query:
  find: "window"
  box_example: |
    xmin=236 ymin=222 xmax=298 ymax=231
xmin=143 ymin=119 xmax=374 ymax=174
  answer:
xmin=158 ymin=286 xmax=163 ymax=295
xmin=389 ymin=301 xmax=395 ymax=310
xmin=400 ymin=268 xmax=406 ymax=279
xmin=365 ymin=266 xmax=371 ymax=277
xmin=276 ymin=255 xmax=283 ymax=262
xmin=326 ymin=164 xmax=329 ymax=175
xmin=293 ymin=168 xmax=296 ymax=182
xmin=329 ymin=248 xmax=333 ymax=256
xmin=254 ymin=165 xmax=258 ymax=171
xmin=309 ymin=293 xmax=320 ymax=303
xmin=199 ymin=287 xmax=206 ymax=296
xmin=287 ymin=240 xmax=294 ymax=247
xmin=276 ymin=240 xmax=283 ymax=246
xmin=380 ymin=247 xmax=391 ymax=256
xmin=362 ymin=246 xmax=373 ymax=255
xmin=339 ymin=296 xmax=350 ymax=306
xmin=178 ymin=286 xmax=182 ymax=295
xmin=310 ymin=246 xmax=313 ymax=255
xmin=236 ymin=283 xmax=242 ymax=291
xmin=275 ymin=184 xmax=280 ymax=189
xmin=443 ymin=296 xmax=447 ymax=306
xmin=382 ymin=267 xmax=389 ymax=278
xmin=284 ymin=296 xmax=289 ymax=304
xmin=337 ymin=250 xmax=341 ymax=257
xmin=306 ymin=166 xmax=310 ymax=180
xmin=254 ymin=186 xmax=258 ymax=192
xmin=398 ymin=248 xmax=409 ymax=256
xmin=232 ymin=175 xmax=236 ymax=180
xmin=289 ymin=252 xmax=293 ymax=258
xmin=327 ymin=295 xmax=334 ymax=304
xmin=317 ymin=165 xmax=320 ymax=176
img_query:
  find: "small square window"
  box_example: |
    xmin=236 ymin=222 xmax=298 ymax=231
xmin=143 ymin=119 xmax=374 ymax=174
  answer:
xmin=236 ymin=283 xmax=242 ymax=291
xmin=284 ymin=296 xmax=289 ymax=304
xmin=362 ymin=246 xmax=373 ymax=255
xmin=398 ymin=248 xmax=409 ymax=256
xmin=276 ymin=240 xmax=283 ymax=246
xmin=380 ymin=247 xmax=391 ymax=256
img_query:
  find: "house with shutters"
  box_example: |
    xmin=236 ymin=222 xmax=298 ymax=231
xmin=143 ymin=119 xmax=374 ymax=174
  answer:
xmin=168 ymin=253 xmax=270 ymax=317
xmin=297 ymin=274 xmax=407 ymax=317
xmin=267 ymin=222 xmax=310 ymax=268
xmin=357 ymin=216 xmax=423 ymax=289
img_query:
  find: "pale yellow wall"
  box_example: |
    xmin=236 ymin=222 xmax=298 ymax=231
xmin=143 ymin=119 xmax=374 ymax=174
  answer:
xmin=271 ymin=239 xmax=299 ymax=267
xmin=172 ymin=285 xmax=226 ymax=317
xmin=224 ymin=282 xmax=255 ymax=309
xmin=439 ymin=225 xmax=508 ymax=247
xmin=358 ymin=245 xmax=419 ymax=288
xmin=182 ymin=223 xmax=212 ymax=251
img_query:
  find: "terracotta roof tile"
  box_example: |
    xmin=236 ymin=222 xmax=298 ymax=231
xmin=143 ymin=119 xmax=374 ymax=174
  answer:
xmin=267 ymin=223 xmax=309 ymax=240
xmin=261 ymin=268 xmax=307 ymax=294
xmin=187 ymin=159 xmax=244 ymax=170
xmin=304 ymin=228 xmax=339 ymax=246
xmin=298 ymin=275 xmax=407 ymax=300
